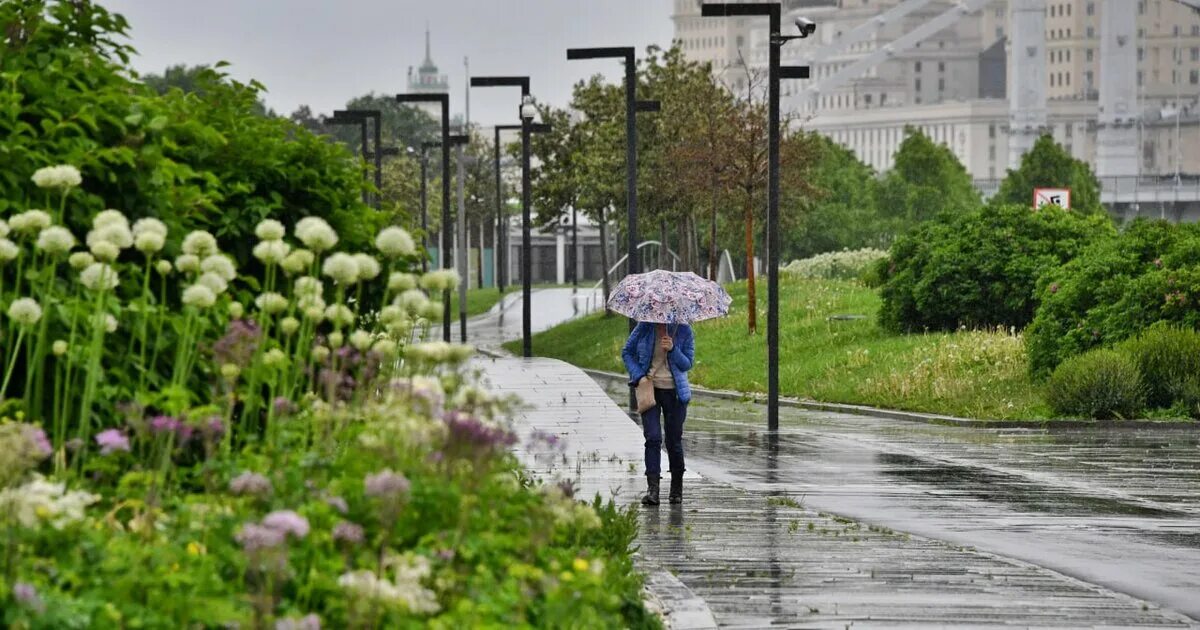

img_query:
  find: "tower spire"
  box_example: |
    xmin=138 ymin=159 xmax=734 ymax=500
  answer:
xmin=424 ymin=24 xmax=432 ymax=66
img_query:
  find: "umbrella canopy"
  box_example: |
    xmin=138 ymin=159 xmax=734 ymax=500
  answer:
xmin=606 ymin=269 xmax=732 ymax=324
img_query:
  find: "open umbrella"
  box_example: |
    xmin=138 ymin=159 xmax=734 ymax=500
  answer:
xmin=606 ymin=269 xmax=732 ymax=324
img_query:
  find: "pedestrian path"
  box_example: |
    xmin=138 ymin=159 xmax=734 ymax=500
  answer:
xmin=478 ymin=356 xmax=1197 ymax=628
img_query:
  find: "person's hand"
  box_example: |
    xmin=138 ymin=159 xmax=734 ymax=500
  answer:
xmin=660 ymin=335 xmax=673 ymax=352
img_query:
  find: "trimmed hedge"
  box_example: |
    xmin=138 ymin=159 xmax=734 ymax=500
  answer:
xmin=1045 ymin=349 xmax=1146 ymax=420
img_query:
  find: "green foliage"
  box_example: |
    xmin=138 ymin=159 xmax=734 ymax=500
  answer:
xmin=784 ymin=248 xmax=888 ymax=280
xmin=784 ymin=134 xmax=886 ymax=259
xmin=874 ymin=128 xmax=980 ymax=226
xmin=1027 ymin=219 xmax=1200 ymax=374
xmin=0 ymin=0 xmax=377 ymax=269
xmin=878 ymin=203 xmax=1115 ymax=333
xmin=995 ymin=134 xmax=1102 ymax=214
xmin=1045 ymin=349 xmax=1146 ymax=420
xmin=1115 ymin=323 xmax=1200 ymax=411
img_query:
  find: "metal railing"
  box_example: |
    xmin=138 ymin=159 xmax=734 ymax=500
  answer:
xmin=578 ymin=241 xmax=682 ymax=316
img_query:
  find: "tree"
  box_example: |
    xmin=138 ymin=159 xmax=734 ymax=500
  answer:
xmin=141 ymin=63 xmax=273 ymax=116
xmin=782 ymin=133 xmax=883 ymax=260
xmin=875 ymin=127 xmax=980 ymax=230
xmin=995 ymin=134 xmax=1103 ymax=214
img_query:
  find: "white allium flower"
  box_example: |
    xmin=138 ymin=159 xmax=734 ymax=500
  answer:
xmin=349 ymin=329 xmax=373 ymax=351
xmin=175 ymin=254 xmax=201 ymax=274
xmin=375 ymin=226 xmax=416 ymax=258
xmin=303 ymin=306 xmax=325 ymax=322
xmin=324 ymin=304 xmax=355 ymax=328
xmin=0 ymin=239 xmax=20 ymax=262
xmin=280 ymin=249 xmax=315 ymax=275
xmin=328 ymin=331 xmax=344 ymax=349
xmin=79 ymin=263 xmax=119 ymax=292
xmin=252 ymin=239 xmax=290 ymax=265
xmin=86 ymin=223 xmax=133 ymax=249
xmin=297 ymin=293 xmax=325 ymax=313
xmin=255 ymin=292 xmax=289 ymax=314
xmin=52 ymin=340 xmax=68 ymax=356
xmin=182 ymin=284 xmax=217 ymax=308
xmin=0 ymin=219 xmax=9 ymax=238
xmin=261 ymin=348 xmax=288 ymax=368
xmin=255 ymin=219 xmax=286 ymax=241
xmin=92 ymin=209 xmax=129 ymax=230
xmin=280 ymin=317 xmax=301 ymax=335
xmin=294 ymin=276 xmax=323 ymax=297
xmin=132 ymin=217 xmax=167 ymax=237
xmin=104 ymin=314 xmax=118 ymax=333
xmin=35 ymin=226 xmax=75 ymax=255
xmin=31 ymin=165 xmax=83 ymax=190
xmin=420 ymin=269 xmax=460 ymax=292
xmin=388 ymin=272 xmax=417 ymax=292
xmin=295 ymin=217 xmax=338 ymax=252
xmin=372 ymin=339 xmax=398 ymax=357
xmin=134 ymin=231 xmax=165 ymax=254
xmin=68 ymin=251 xmax=94 ymax=270
xmin=353 ymin=253 xmax=381 ymax=281
xmin=181 ymin=231 xmax=218 ymax=257
xmin=196 ymin=272 xmax=228 ymax=295
xmin=155 ymin=259 xmax=173 ymax=275
xmin=9 ymin=210 xmax=52 ymax=233
xmin=322 ymin=253 xmax=360 ymax=286
xmin=418 ymin=301 xmax=443 ymax=321
xmin=89 ymin=240 xmax=120 ymax=262
xmin=201 ymin=254 xmax=237 ymax=282
xmin=229 ymin=302 xmax=245 ymax=319
xmin=7 ymin=298 xmax=42 ymax=327
xmin=311 ymin=346 xmax=331 ymax=362
xmin=397 ymin=289 xmax=430 ymax=314
xmin=380 ymin=305 xmax=403 ymax=324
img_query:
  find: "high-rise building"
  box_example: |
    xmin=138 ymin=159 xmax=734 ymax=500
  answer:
xmin=672 ymin=0 xmax=1200 ymax=186
xmin=407 ymin=27 xmax=450 ymax=120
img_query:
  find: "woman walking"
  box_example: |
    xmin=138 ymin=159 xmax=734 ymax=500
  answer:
xmin=622 ymin=321 xmax=694 ymax=506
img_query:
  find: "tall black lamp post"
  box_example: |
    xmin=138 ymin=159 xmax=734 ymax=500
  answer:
xmin=470 ymin=76 xmax=541 ymax=358
xmin=396 ymin=93 xmax=452 ymax=342
xmin=327 ymin=110 xmax=379 ymax=207
xmin=567 ymin=46 xmax=660 ymax=412
xmin=409 ymin=140 xmax=440 ymax=273
xmin=492 ymin=123 xmax=551 ymax=297
xmin=447 ymin=133 xmax=471 ymax=343
xmin=701 ymin=3 xmax=813 ymax=433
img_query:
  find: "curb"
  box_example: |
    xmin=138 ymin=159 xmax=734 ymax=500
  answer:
xmin=577 ymin=367 xmax=1200 ymax=431
xmin=636 ymin=558 xmax=719 ymax=630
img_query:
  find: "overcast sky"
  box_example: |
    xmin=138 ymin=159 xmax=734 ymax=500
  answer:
xmin=103 ymin=0 xmax=675 ymax=124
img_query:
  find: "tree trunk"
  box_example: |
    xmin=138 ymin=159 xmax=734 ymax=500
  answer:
xmin=709 ymin=181 xmax=719 ymax=281
xmin=477 ymin=220 xmax=485 ymax=289
xmin=659 ymin=220 xmax=668 ymax=270
xmin=599 ymin=209 xmax=612 ymax=317
xmin=677 ymin=218 xmax=689 ymax=276
xmin=744 ymin=197 xmax=757 ymax=334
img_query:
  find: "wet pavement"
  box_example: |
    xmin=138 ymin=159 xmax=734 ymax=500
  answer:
xmin=471 ymin=290 xmax=1200 ymax=627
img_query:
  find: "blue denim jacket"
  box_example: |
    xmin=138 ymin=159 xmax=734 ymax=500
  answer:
xmin=621 ymin=322 xmax=695 ymax=403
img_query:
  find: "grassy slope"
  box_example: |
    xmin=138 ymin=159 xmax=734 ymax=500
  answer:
xmin=510 ymin=278 xmax=1051 ymax=421
xmin=442 ymin=287 xmax=508 ymax=319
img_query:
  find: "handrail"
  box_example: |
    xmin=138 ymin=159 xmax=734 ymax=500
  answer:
xmin=580 ymin=241 xmax=685 ymax=315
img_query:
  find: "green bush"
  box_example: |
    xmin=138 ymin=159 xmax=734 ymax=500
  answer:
xmin=0 ymin=0 xmax=380 ymax=270
xmin=1026 ymin=219 xmax=1200 ymax=374
xmin=1045 ymin=349 xmax=1146 ymax=420
xmin=1115 ymin=323 xmax=1200 ymax=410
xmin=878 ymin=203 xmax=1115 ymax=333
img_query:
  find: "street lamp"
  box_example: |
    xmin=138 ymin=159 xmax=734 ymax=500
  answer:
xmin=327 ymin=110 xmax=381 ymax=207
xmin=448 ymin=133 xmax=471 ymax=343
xmin=493 ymin=123 xmax=551 ymax=297
xmin=470 ymin=75 xmax=540 ymax=358
xmin=702 ymin=3 xmax=813 ymax=434
xmin=396 ymin=93 xmax=452 ymax=342
xmin=410 ymin=141 xmax=441 ymax=273
xmin=567 ymin=46 xmax=661 ymax=413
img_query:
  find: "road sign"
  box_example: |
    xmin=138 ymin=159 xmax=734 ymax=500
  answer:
xmin=1034 ymin=188 xmax=1071 ymax=209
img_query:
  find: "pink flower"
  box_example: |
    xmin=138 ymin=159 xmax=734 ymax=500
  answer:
xmin=364 ymin=469 xmax=410 ymax=500
xmin=24 ymin=426 xmax=52 ymax=459
xmin=324 ymin=495 xmax=349 ymax=514
xmin=235 ymin=523 xmax=285 ymax=551
xmin=332 ymin=521 xmax=364 ymax=545
xmin=229 ymin=472 xmax=273 ymax=497
xmin=262 ymin=510 xmax=310 ymax=539
xmin=275 ymin=614 xmax=321 ymax=630
xmin=94 ymin=429 xmax=130 ymax=455
xmin=149 ymin=415 xmax=180 ymax=435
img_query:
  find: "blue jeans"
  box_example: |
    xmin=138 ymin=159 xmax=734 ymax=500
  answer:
xmin=642 ymin=388 xmax=687 ymax=478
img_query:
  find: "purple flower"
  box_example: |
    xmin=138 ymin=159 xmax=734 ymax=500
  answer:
xmin=203 ymin=416 xmax=225 ymax=438
xmin=444 ymin=411 xmax=518 ymax=454
xmin=235 ymin=523 xmax=286 ymax=552
xmin=364 ymin=469 xmax=411 ymax=500
xmin=332 ymin=521 xmax=364 ymax=545
xmin=12 ymin=582 xmax=45 ymax=613
xmin=436 ymin=548 xmax=456 ymax=562
xmin=262 ymin=510 xmax=310 ymax=539
xmin=273 ymin=396 xmax=296 ymax=416
xmin=24 ymin=426 xmax=52 ymax=459
xmin=276 ymin=614 xmax=321 ymax=630
xmin=212 ymin=319 xmax=262 ymax=367
xmin=94 ymin=429 xmax=130 ymax=455
xmin=229 ymin=472 xmax=273 ymax=497
xmin=324 ymin=495 xmax=349 ymax=514
xmin=149 ymin=415 xmax=181 ymax=435
xmin=557 ymin=479 xmax=577 ymax=499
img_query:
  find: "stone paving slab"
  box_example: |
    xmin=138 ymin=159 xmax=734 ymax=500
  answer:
xmin=478 ymin=356 xmax=1197 ymax=629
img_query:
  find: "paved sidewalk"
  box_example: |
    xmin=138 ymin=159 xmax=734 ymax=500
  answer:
xmin=479 ymin=356 xmax=1197 ymax=628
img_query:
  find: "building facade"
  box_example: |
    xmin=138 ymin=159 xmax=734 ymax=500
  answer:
xmin=406 ymin=28 xmax=450 ymax=120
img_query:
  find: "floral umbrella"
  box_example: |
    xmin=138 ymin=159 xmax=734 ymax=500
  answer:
xmin=606 ymin=269 xmax=732 ymax=324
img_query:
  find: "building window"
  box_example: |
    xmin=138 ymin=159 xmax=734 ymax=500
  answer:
xmin=1086 ymin=70 xmax=1094 ymax=86
xmin=1065 ymin=124 xmax=1073 ymax=138
xmin=938 ymin=78 xmax=945 ymax=91
xmin=1138 ymin=70 xmax=1144 ymax=86
xmin=938 ymin=62 xmax=945 ymax=72
xmin=1050 ymin=5 xmax=1056 ymax=17
xmin=1086 ymin=49 xmax=1093 ymax=62
xmin=915 ymin=78 xmax=921 ymax=92
xmin=989 ymin=145 xmax=996 ymax=161
xmin=1066 ymin=3 xmax=1071 ymax=15
xmin=996 ymin=27 xmax=1004 ymax=39
xmin=1087 ymin=2 xmax=1095 ymax=16
xmin=1192 ymin=70 xmax=1199 ymax=85
xmin=989 ymin=123 xmax=996 ymax=138
xmin=1192 ymin=47 xmax=1199 ymax=62
xmin=1066 ymin=50 xmax=1070 ymax=62
xmin=915 ymin=61 xmax=922 ymax=72
xmin=1194 ymin=25 xmax=1200 ymax=36
xmin=1138 ymin=47 xmax=1144 ymax=62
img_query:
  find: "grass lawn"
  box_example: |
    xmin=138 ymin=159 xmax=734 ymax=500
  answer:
xmin=508 ymin=277 xmax=1053 ymax=421
xmin=439 ymin=286 xmax=509 ymax=319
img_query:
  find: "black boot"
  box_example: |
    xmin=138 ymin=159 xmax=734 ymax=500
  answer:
xmin=668 ymin=471 xmax=683 ymax=504
xmin=641 ymin=476 xmax=660 ymax=506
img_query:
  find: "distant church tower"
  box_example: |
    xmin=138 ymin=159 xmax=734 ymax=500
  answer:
xmin=405 ymin=27 xmax=450 ymax=119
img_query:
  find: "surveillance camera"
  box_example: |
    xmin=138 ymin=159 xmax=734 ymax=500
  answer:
xmin=795 ymin=16 xmax=816 ymax=37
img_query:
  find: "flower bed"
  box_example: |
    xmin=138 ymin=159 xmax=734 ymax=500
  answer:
xmin=0 ymin=167 xmax=657 ymax=628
